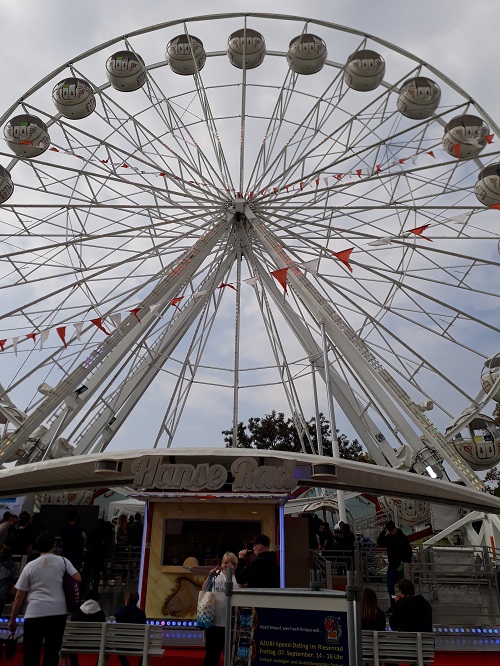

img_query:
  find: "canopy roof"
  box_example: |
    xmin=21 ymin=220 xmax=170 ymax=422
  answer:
xmin=0 ymin=448 xmax=497 ymax=514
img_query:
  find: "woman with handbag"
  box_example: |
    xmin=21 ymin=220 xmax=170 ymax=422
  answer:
xmin=202 ymin=552 xmax=240 ymax=666
xmin=8 ymin=531 xmax=81 ymax=666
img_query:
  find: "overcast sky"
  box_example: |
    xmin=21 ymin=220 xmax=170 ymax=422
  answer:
xmin=0 ymin=0 xmax=498 ymax=460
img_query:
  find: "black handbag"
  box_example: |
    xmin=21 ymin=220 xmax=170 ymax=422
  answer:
xmin=61 ymin=556 xmax=81 ymax=612
xmin=4 ymin=633 xmax=19 ymax=660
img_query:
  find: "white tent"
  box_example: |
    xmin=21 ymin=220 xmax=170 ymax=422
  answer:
xmin=107 ymin=498 xmax=145 ymax=522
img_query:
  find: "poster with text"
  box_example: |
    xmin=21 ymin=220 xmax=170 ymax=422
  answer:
xmin=231 ymin=605 xmax=349 ymax=666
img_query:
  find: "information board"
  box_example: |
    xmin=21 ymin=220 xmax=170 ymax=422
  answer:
xmin=229 ymin=590 xmax=352 ymax=666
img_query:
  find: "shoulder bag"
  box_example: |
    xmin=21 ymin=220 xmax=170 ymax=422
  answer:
xmin=197 ymin=572 xmax=216 ymax=629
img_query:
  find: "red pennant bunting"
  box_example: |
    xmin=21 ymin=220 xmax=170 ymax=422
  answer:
xmin=270 ymin=268 xmax=289 ymax=294
xmin=407 ymin=224 xmax=432 ymax=242
xmin=27 ymin=333 xmax=37 ymax=344
xmin=485 ymin=134 xmax=494 ymax=144
xmin=129 ymin=308 xmax=141 ymax=323
xmin=331 ymin=248 xmax=354 ymax=273
xmin=249 ymin=191 xmax=254 ymax=199
xmin=0 ymin=340 xmax=6 ymax=352
xmin=489 ymin=202 xmax=500 ymax=210
xmin=285 ymin=185 xmax=290 ymax=193
xmin=218 ymin=283 xmax=238 ymax=292
xmin=100 ymin=158 xmax=109 ymax=164
xmin=49 ymin=147 xmax=59 ymax=152
xmin=376 ymin=164 xmax=382 ymax=172
xmin=170 ymin=297 xmax=184 ymax=312
xmin=315 ymin=178 xmax=320 ymax=187
xmin=159 ymin=172 xmax=167 ymax=177
xmin=56 ymin=326 xmax=67 ymax=348
xmin=260 ymin=189 xmax=266 ymax=196
xmin=452 ymin=144 xmax=461 ymax=158
xmin=398 ymin=158 xmax=406 ymax=164
xmin=20 ymin=140 xmax=32 ymax=145
xmin=273 ymin=187 xmax=278 ymax=194
xmin=300 ymin=182 xmax=304 ymax=191
xmin=90 ymin=318 xmax=110 ymax=336
xmin=335 ymin=174 xmax=343 ymax=180
xmin=122 ymin=163 xmax=129 ymax=168
xmin=356 ymin=169 xmax=362 ymax=178
xmin=426 ymin=151 xmax=435 ymax=158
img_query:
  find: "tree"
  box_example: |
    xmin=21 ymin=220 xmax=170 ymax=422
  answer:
xmin=222 ymin=411 xmax=371 ymax=462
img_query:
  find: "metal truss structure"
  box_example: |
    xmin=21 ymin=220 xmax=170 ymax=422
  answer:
xmin=0 ymin=14 xmax=498 ymax=503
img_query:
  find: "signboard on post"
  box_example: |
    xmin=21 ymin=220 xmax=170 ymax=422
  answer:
xmin=226 ymin=589 xmax=356 ymax=666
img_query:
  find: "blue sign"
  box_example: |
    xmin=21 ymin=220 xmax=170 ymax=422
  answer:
xmin=231 ymin=605 xmax=349 ymax=665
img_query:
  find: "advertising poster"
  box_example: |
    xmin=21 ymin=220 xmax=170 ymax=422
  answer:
xmin=231 ymin=605 xmax=349 ymax=666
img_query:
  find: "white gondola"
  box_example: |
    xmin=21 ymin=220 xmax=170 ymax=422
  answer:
xmin=287 ymin=34 xmax=327 ymax=75
xmin=481 ymin=354 xmax=500 ymax=401
xmin=474 ymin=164 xmax=500 ymax=206
xmin=344 ymin=49 xmax=385 ymax=91
xmin=165 ymin=35 xmax=206 ymax=75
xmin=3 ymin=115 xmax=50 ymax=158
xmin=448 ymin=414 xmax=500 ymax=470
xmin=52 ymin=78 xmax=96 ymax=119
xmin=106 ymin=50 xmax=147 ymax=92
xmin=442 ymin=114 xmax=489 ymax=159
xmin=0 ymin=165 xmax=14 ymax=204
xmin=397 ymin=77 xmax=441 ymax=119
xmin=227 ymin=28 xmax=266 ymax=69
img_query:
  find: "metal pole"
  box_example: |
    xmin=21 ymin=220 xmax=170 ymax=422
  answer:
xmin=320 ymin=321 xmax=347 ymax=523
xmin=232 ymin=229 xmax=242 ymax=447
xmin=223 ymin=565 xmax=234 ymax=666
xmin=310 ymin=360 xmax=324 ymax=456
xmin=279 ymin=500 xmax=286 ymax=588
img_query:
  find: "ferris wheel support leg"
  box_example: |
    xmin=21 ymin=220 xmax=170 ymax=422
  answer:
xmin=320 ymin=320 xmax=347 ymax=524
xmin=423 ymin=511 xmax=483 ymax=547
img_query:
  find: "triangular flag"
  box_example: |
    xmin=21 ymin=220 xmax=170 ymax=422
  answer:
xmin=110 ymin=313 xmax=122 ymax=329
xmin=270 ymin=267 xmax=289 ymax=293
xmin=485 ymin=134 xmax=494 ymax=144
xmin=218 ymin=283 xmax=238 ymax=292
xmin=90 ymin=318 xmax=110 ymax=336
xmin=149 ymin=303 xmax=162 ymax=315
xmin=368 ymin=237 xmax=393 ymax=247
xmin=74 ymin=322 xmax=84 ymax=341
xmin=193 ymin=290 xmax=209 ymax=299
xmin=301 ymin=259 xmax=320 ymax=274
xmin=489 ymin=202 xmax=500 ymax=210
xmin=410 ymin=154 xmax=418 ymax=165
xmin=426 ymin=151 xmax=435 ymax=158
xmin=100 ymin=158 xmax=109 ymax=164
xmin=243 ymin=277 xmax=259 ymax=286
xmin=56 ymin=326 xmax=67 ymax=349
xmin=49 ymin=147 xmax=59 ymax=152
xmin=12 ymin=337 xmax=18 ymax=356
xmin=122 ymin=163 xmax=129 ymax=168
xmin=315 ymin=178 xmax=320 ymax=188
xmin=40 ymin=330 xmax=50 ymax=349
xmin=0 ymin=340 xmax=5 ymax=352
xmin=331 ymin=248 xmax=354 ymax=273
xmin=398 ymin=158 xmax=406 ymax=164
xmin=448 ymin=213 xmax=469 ymax=224
xmin=170 ymin=297 xmax=184 ymax=312
xmin=273 ymin=187 xmax=278 ymax=194
xmin=129 ymin=308 xmax=141 ymax=323
xmin=376 ymin=164 xmax=382 ymax=172
xmin=452 ymin=143 xmax=461 ymax=158
xmin=335 ymin=173 xmax=343 ymax=180
xmin=356 ymin=169 xmax=362 ymax=178
xmin=324 ymin=177 xmax=329 ymax=186
xmin=407 ymin=224 xmax=432 ymax=242
xmin=27 ymin=332 xmax=37 ymax=344
xmin=300 ymin=181 xmax=304 ymax=191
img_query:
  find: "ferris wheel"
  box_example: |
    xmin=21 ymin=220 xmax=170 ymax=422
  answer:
xmin=0 ymin=13 xmax=498 ymax=493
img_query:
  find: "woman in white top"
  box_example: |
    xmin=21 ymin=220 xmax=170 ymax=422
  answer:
xmin=202 ymin=552 xmax=240 ymax=666
xmin=8 ymin=531 xmax=81 ymax=666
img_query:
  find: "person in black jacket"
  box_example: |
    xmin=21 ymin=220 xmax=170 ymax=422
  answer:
xmin=389 ymin=579 xmax=433 ymax=632
xmin=235 ymin=534 xmax=280 ymax=588
xmin=115 ymin=590 xmax=147 ymax=666
xmin=377 ymin=520 xmax=412 ymax=612
xmin=69 ymin=590 xmax=106 ymax=666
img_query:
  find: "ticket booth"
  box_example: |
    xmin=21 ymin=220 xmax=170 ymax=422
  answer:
xmin=129 ymin=453 xmax=297 ymax=621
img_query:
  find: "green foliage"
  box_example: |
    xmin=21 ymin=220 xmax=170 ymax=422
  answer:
xmin=222 ymin=410 xmax=371 ymax=462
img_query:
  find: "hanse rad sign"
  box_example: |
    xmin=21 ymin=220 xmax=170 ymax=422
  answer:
xmin=131 ymin=456 xmax=296 ymax=493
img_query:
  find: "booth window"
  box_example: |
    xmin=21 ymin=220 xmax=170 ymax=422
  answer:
xmin=163 ymin=519 xmax=262 ymax=566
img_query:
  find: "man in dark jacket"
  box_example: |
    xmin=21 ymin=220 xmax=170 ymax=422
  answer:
xmin=377 ymin=520 xmax=412 ymax=612
xmin=61 ymin=510 xmax=84 ymax=569
xmin=235 ymin=534 xmax=280 ymax=588
xmin=115 ymin=590 xmax=147 ymax=666
xmin=389 ymin=579 xmax=433 ymax=632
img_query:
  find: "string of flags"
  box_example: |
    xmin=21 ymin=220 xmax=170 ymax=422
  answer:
xmin=0 ymin=222 xmax=440 ymax=356
xmin=23 ymin=133 xmax=493 ymax=197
